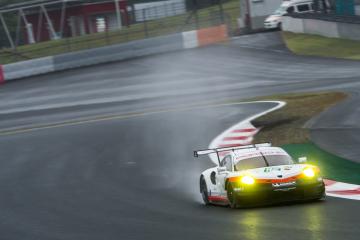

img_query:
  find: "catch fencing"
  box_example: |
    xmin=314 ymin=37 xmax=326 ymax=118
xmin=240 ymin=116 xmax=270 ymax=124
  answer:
xmin=0 ymin=0 xmax=239 ymax=65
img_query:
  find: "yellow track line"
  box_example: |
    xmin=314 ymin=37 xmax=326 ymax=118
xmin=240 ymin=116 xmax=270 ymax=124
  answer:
xmin=0 ymin=101 xmax=268 ymax=136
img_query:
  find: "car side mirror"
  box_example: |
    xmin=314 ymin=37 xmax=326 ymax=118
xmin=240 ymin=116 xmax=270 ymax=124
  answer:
xmin=217 ymin=166 xmax=227 ymax=174
xmin=298 ymin=157 xmax=307 ymax=163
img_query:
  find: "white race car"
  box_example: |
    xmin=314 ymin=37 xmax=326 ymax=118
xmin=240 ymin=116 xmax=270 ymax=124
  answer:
xmin=194 ymin=143 xmax=325 ymax=208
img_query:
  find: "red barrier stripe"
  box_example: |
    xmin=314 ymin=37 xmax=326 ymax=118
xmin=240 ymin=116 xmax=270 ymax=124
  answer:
xmin=0 ymin=65 xmax=4 ymax=84
xmin=218 ymin=144 xmax=244 ymax=148
xmin=208 ymin=196 xmax=228 ymax=202
xmin=327 ymin=188 xmax=360 ymax=195
xmin=231 ymin=128 xmax=257 ymax=133
xmin=223 ymin=136 xmax=249 ymax=141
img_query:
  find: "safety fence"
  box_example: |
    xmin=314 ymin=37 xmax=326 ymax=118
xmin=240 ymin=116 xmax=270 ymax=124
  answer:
xmin=0 ymin=24 xmax=229 ymax=83
xmin=0 ymin=0 xmax=240 ymax=65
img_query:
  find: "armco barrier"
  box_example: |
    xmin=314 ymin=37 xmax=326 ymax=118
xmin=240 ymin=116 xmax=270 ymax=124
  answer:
xmin=282 ymin=16 xmax=304 ymax=33
xmin=197 ymin=25 xmax=228 ymax=47
xmin=0 ymin=65 xmax=4 ymax=84
xmin=338 ymin=22 xmax=360 ymax=41
xmin=53 ymin=33 xmax=183 ymax=71
xmin=303 ymin=19 xmax=339 ymax=38
xmin=3 ymin=57 xmax=54 ymax=81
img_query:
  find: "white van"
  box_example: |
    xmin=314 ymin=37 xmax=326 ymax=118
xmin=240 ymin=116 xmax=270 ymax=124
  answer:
xmin=264 ymin=0 xmax=313 ymax=29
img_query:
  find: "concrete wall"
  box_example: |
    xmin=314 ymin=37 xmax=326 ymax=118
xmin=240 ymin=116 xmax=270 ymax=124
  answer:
xmin=303 ymin=19 xmax=339 ymax=38
xmin=283 ymin=16 xmax=360 ymax=41
xmin=282 ymin=16 xmax=304 ymax=33
xmin=3 ymin=57 xmax=54 ymax=81
xmin=1 ymin=24 xmax=228 ymax=83
xmin=337 ymin=22 xmax=360 ymax=40
xmin=53 ymin=33 xmax=183 ymax=71
xmin=182 ymin=30 xmax=198 ymax=49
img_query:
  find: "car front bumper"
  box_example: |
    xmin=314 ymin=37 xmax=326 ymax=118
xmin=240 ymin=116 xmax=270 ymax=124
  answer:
xmin=264 ymin=22 xmax=279 ymax=29
xmin=233 ymin=181 xmax=325 ymax=206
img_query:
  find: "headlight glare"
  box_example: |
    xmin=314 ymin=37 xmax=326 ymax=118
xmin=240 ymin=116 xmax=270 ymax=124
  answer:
xmin=241 ymin=175 xmax=255 ymax=185
xmin=303 ymin=168 xmax=315 ymax=178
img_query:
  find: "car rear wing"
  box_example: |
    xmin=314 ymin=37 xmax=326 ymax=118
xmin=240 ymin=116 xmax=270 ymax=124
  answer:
xmin=194 ymin=143 xmax=272 ymax=165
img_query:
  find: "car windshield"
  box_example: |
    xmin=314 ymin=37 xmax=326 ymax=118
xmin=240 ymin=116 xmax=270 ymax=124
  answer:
xmin=234 ymin=154 xmax=294 ymax=171
xmin=274 ymin=6 xmax=287 ymax=15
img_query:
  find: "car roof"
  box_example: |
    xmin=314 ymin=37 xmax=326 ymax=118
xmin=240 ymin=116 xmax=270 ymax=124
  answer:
xmin=231 ymin=147 xmax=289 ymax=163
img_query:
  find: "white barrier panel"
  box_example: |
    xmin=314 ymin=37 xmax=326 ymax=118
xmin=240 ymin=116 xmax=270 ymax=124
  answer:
xmin=182 ymin=30 xmax=198 ymax=49
xmin=3 ymin=57 xmax=54 ymax=81
xmin=337 ymin=22 xmax=360 ymax=41
xmin=282 ymin=16 xmax=304 ymax=33
xmin=303 ymin=19 xmax=339 ymax=38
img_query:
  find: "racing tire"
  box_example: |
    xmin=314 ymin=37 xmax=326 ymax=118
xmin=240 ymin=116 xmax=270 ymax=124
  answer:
xmin=316 ymin=189 xmax=327 ymax=201
xmin=227 ymin=184 xmax=238 ymax=209
xmin=200 ymin=177 xmax=210 ymax=205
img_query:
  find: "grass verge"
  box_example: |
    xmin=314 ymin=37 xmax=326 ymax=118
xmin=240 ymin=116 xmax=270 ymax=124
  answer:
xmin=252 ymin=92 xmax=348 ymax=145
xmin=282 ymin=31 xmax=360 ymax=60
xmin=282 ymin=143 xmax=360 ymax=184
xmin=249 ymin=92 xmax=360 ymax=183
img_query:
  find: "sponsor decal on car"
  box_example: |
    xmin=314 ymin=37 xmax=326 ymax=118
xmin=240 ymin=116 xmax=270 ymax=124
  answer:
xmin=264 ymin=167 xmax=282 ymax=172
xmin=272 ymin=181 xmax=296 ymax=188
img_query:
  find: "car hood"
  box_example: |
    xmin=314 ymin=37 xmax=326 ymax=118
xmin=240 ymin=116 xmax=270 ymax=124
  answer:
xmin=265 ymin=15 xmax=281 ymax=22
xmin=230 ymin=164 xmax=308 ymax=179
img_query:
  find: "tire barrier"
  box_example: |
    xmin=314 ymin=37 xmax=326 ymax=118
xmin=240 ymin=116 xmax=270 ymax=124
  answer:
xmin=0 ymin=25 xmax=228 ymax=83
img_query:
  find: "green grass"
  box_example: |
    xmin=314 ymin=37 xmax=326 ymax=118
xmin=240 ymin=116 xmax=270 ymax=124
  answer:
xmin=0 ymin=0 xmax=240 ymax=64
xmin=282 ymin=143 xmax=360 ymax=184
xmin=283 ymin=31 xmax=360 ymax=60
xmin=251 ymin=92 xmax=348 ymax=146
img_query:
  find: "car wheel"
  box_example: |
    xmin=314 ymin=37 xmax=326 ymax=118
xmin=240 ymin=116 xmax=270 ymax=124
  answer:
xmin=200 ymin=177 xmax=210 ymax=205
xmin=227 ymin=183 xmax=237 ymax=209
xmin=278 ymin=22 xmax=282 ymax=30
xmin=317 ymin=189 xmax=326 ymax=201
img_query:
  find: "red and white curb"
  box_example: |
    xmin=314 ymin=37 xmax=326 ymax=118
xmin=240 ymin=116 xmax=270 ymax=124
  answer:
xmin=209 ymin=101 xmax=360 ymax=201
xmin=324 ymin=179 xmax=360 ymax=200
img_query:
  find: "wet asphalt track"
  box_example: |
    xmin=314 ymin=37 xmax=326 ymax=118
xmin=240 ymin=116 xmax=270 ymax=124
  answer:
xmin=0 ymin=32 xmax=359 ymax=239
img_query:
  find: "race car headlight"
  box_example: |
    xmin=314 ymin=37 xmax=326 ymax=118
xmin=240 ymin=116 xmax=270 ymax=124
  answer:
xmin=303 ymin=168 xmax=315 ymax=178
xmin=241 ymin=176 xmax=255 ymax=185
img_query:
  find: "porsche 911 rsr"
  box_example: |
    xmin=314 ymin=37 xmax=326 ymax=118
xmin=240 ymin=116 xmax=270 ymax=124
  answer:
xmin=194 ymin=143 xmax=325 ymax=208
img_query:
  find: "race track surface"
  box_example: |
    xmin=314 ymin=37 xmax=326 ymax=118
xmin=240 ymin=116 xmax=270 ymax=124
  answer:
xmin=0 ymin=32 xmax=359 ymax=239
